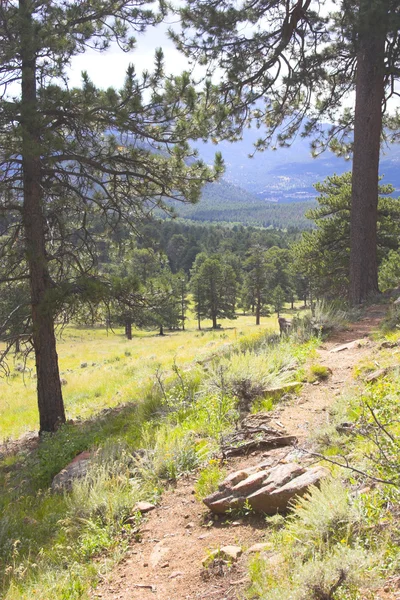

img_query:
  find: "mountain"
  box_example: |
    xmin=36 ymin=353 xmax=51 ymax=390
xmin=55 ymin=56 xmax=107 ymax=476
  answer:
xmin=172 ymin=178 xmax=315 ymax=229
xmin=194 ymin=129 xmax=400 ymax=202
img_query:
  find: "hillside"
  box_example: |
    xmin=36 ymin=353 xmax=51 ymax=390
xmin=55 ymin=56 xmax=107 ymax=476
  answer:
xmin=195 ymin=129 xmax=400 ymax=201
xmin=173 ymin=180 xmax=315 ymax=229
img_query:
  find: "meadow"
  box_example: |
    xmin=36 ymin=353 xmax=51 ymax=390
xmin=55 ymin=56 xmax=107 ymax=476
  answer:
xmin=0 ymin=312 xmax=289 ymax=441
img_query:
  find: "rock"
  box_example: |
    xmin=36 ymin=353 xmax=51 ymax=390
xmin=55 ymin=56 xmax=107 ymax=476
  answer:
xmin=149 ymin=541 xmax=171 ymax=568
xmin=220 ymin=470 xmax=249 ymax=489
xmin=220 ymin=545 xmax=242 ymax=561
xmin=247 ymin=543 xmax=270 ymax=553
xmin=247 ymin=466 xmax=329 ymax=514
xmin=185 ymin=522 xmax=195 ymax=529
xmin=262 ymin=463 xmax=306 ymax=490
xmin=380 ymin=340 xmax=397 ymax=349
xmin=60 ymin=378 xmax=68 ymax=386
xmin=365 ymin=368 xmax=388 ymax=382
xmin=80 ymin=362 xmax=88 ymax=368
xmin=169 ymin=571 xmax=183 ymax=579
xmin=330 ymin=339 xmax=364 ymax=353
xmin=51 ymin=451 xmax=92 ymax=491
xmin=232 ymin=471 xmax=269 ymax=495
xmin=204 ymin=462 xmax=329 ymax=516
xmin=133 ymin=501 xmax=156 ymax=514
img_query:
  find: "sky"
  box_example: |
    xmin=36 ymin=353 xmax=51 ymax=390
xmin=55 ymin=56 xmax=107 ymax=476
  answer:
xmin=68 ymin=22 xmax=190 ymax=89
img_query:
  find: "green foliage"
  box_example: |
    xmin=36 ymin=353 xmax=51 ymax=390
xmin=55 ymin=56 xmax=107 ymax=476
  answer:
xmin=190 ymin=254 xmax=237 ymax=328
xmin=194 ymin=462 xmax=226 ymax=500
xmin=379 ymin=250 xmax=400 ymax=291
xmin=309 ymin=364 xmax=331 ymax=382
xmin=292 ymin=173 xmax=400 ymax=298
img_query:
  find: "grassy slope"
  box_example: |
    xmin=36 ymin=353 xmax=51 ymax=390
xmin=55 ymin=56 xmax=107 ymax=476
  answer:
xmin=0 ymin=312 xmax=291 ymax=441
xmin=0 ymin=310 xmax=312 ymax=600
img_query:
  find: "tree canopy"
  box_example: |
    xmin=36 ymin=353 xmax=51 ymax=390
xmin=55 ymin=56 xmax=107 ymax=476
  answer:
xmin=0 ymin=0 xmax=222 ymax=432
xmin=171 ymin=0 xmax=400 ymax=303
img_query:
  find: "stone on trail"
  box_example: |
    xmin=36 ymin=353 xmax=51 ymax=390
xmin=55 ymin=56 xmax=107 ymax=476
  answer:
xmin=220 ymin=545 xmax=242 ymax=561
xmin=248 ymin=466 xmax=329 ymax=514
xmin=203 ymin=462 xmax=329 ymax=515
xmin=365 ymin=368 xmax=388 ymax=382
xmin=133 ymin=501 xmax=156 ymax=514
xmin=330 ymin=339 xmax=365 ymax=353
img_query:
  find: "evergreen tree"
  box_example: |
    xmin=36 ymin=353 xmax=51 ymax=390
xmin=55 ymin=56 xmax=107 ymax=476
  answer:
xmin=271 ymin=285 xmax=286 ymax=317
xmin=292 ymin=173 xmax=400 ymax=298
xmin=172 ymin=0 xmax=400 ymax=303
xmin=190 ymin=256 xmax=237 ymax=329
xmin=0 ymin=0 xmax=223 ymax=432
xmin=242 ymin=246 xmax=270 ymax=325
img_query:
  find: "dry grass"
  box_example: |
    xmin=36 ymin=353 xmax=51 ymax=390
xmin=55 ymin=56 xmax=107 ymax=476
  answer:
xmin=0 ymin=312 xmax=290 ymax=441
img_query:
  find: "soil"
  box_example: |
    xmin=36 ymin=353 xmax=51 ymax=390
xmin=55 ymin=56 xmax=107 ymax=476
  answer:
xmin=92 ymin=305 xmax=400 ymax=600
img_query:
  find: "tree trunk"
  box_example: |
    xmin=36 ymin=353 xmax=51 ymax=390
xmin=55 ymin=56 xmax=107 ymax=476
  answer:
xmin=212 ymin=314 xmax=218 ymax=329
xmin=159 ymin=324 xmax=164 ymax=335
xmin=20 ymin=0 xmax=65 ymax=433
xmin=349 ymin=0 xmax=387 ymax=305
xmin=255 ymin=296 xmax=261 ymax=325
xmin=125 ymin=318 xmax=132 ymax=340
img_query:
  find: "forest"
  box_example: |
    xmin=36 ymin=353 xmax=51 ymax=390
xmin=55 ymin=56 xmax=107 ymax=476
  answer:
xmin=1 ymin=1 xmax=400 ymax=599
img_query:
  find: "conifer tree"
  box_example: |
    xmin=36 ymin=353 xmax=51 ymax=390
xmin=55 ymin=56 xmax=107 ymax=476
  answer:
xmin=0 ymin=0 xmax=222 ymax=432
xmin=190 ymin=255 xmax=237 ymax=329
xmin=172 ymin=0 xmax=400 ymax=304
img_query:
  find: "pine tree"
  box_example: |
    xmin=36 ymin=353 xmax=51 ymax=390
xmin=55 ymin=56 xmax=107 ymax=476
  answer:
xmin=171 ymin=0 xmax=400 ymax=303
xmin=0 ymin=0 xmax=223 ymax=432
xmin=292 ymin=173 xmax=400 ymax=298
xmin=190 ymin=255 xmax=237 ymax=329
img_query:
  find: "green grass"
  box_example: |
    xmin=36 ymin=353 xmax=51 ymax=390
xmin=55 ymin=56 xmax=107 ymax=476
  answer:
xmin=246 ymin=330 xmax=400 ymax=600
xmin=0 ymin=312 xmax=293 ymax=441
xmin=0 ymin=309 xmax=318 ymax=600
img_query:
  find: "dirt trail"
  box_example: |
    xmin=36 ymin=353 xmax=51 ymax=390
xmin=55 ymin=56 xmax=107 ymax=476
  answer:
xmin=92 ymin=306 xmax=387 ymax=600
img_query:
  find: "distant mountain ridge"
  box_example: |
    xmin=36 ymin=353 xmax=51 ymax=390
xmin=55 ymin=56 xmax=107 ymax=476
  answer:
xmin=195 ymin=129 xmax=400 ymax=203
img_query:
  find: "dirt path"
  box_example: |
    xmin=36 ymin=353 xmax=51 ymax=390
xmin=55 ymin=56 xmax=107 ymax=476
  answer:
xmin=92 ymin=306 xmax=387 ymax=600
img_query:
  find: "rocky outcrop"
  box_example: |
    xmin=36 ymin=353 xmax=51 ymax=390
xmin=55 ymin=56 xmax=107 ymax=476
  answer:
xmin=51 ymin=451 xmax=92 ymax=491
xmin=203 ymin=462 xmax=329 ymax=515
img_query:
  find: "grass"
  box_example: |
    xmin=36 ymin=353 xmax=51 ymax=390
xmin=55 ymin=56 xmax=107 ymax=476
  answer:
xmin=0 ymin=312 xmax=292 ymax=441
xmin=0 ymin=308 xmax=317 ymax=600
xmin=246 ymin=321 xmax=400 ymax=600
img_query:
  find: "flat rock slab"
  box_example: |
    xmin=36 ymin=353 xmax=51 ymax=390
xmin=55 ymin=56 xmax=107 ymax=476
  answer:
xmin=204 ymin=462 xmax=329 ymax=515
xmin=149 ymin=541 xmax=171 ymax=568
xmin=330 ymin=339 xmax=365 ymax=353
xmin=365 ymin=368 xmax=388 ymax=382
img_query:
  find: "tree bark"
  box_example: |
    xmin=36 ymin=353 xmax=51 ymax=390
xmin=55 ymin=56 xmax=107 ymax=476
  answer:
xmin=125 ymin=318 xmax=132 ymax=340
xmin=212 ymin=314 xmax=218 ymax=329
xmin=350 ymin=0 xmax=387 ymax=305
xmin=20 ymin=0 xmax=65 ymax=433
xmin=255 ymin=295 xmax=261 ymax=325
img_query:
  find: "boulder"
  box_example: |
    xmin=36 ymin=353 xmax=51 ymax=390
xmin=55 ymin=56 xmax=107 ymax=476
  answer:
xmin=51 ymin=451 xmax=92 ymax=491
xmin=133 ymin=501 xmax=156 ymax=514
xmin=203 ymin=462 xmax=329 ymax=515
xmin=247 ymin=466 xmax=329 ymax=514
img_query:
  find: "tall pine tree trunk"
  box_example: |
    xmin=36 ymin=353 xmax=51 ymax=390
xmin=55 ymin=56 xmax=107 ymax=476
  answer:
xmin=20 ymin=0 xmax=65 ymax=433
xmin=255 ymin=294 xmax=261 ymax=325
xmin=350 ymin=0 xmax=387 ymax=305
